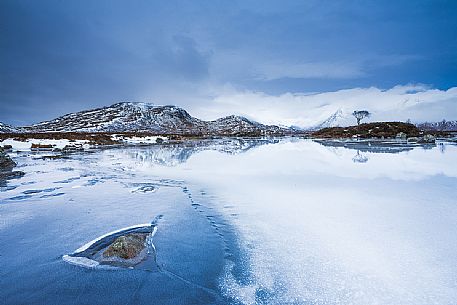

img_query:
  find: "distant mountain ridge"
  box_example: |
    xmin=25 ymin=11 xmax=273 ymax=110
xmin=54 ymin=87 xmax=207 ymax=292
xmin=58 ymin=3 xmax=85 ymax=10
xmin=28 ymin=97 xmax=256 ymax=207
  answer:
xmin=0 ymin=122 xmax=20 ymax=133
xmin=2 ymin=103 xmax=455 ymax=135
xmin=313 ymin=110 xmax=457 ymax=132
xmin=416 ymin=120 xmax=457 ymax=131
xmin=4 ymin=102 xmax=291 ymax=136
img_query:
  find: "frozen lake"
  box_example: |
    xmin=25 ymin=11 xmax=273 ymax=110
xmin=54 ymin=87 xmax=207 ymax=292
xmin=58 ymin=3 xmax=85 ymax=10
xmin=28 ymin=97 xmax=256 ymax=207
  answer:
xmin=1 ymin=138 xmax=457 ymax=305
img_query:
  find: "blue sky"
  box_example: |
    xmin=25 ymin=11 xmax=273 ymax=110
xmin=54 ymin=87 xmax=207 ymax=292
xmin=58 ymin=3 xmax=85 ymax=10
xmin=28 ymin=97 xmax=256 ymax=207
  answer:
xmin=1 ymin=0 xmax=456 ymax=125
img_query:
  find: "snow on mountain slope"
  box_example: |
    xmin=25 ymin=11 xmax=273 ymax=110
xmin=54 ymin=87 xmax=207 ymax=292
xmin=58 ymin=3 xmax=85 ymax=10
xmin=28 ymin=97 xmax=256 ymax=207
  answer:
xmin=207 ymin=115 xmax=285 ymax=135
xmin=310 ymin=109 xmax=357 ymax=130
xmin=312 ymin=109 xmax=344 ymax=129
xmin=25 ymin=103 xmax=204 ymax=133
xmin=0 ymin=122 xmax=20 ymax=133
xmin=24 ymin=102 xmax=290 ymax=135
xmin=417 ymin=120 xmax=457 ymax=131
xmin=201 ymin=85 xmax=457 ymax=130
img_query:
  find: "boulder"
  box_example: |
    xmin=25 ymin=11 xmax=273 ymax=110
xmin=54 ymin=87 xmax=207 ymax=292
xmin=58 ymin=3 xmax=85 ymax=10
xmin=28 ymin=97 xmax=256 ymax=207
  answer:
xmin=103 ymin=233 xmax=147 ymax=259
xmin=62 ymin=145 xmax=84 ymax=152
xmin=0 ymin=148 xmax=24 ymax=184
xmin=0 ymin=148 xmax=16 ymax=171
xmin=0 ymin=170 xmax=25 ymax=181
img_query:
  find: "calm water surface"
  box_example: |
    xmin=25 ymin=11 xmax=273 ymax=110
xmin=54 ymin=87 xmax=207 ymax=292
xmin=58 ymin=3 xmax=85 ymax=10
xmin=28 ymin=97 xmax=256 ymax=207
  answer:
xmin=1 ymin=138 xmax=456 ymax=305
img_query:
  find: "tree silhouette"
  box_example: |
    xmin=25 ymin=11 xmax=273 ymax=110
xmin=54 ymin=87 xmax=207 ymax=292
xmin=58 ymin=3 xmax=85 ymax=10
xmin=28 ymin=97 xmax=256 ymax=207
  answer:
xmin=352 ymin=110 xmax=370 ymax=125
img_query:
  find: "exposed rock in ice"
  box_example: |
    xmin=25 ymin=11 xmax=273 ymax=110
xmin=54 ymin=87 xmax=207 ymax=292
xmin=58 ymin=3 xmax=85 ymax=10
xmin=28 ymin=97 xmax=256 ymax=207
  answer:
xmin=63 ymin=224 xmax=157 ymax=269
xmin=103 ymin=233 xmax=147 ymax=259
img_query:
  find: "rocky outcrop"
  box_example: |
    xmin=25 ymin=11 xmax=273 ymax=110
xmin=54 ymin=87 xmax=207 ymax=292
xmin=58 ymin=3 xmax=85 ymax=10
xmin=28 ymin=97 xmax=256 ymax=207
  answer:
xmin=0 ymin=147 xmax=24 ymax=184
xmin=0 ymin=147 xmax=16 ymax=171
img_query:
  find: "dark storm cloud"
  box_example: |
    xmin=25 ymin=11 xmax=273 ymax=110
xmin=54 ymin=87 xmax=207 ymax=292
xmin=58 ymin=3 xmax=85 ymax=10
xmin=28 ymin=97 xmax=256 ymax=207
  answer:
xmin=0 ymin=0 xmax=456 ymax=125
xmin=0 ymin=0 xmax=211 ymax=124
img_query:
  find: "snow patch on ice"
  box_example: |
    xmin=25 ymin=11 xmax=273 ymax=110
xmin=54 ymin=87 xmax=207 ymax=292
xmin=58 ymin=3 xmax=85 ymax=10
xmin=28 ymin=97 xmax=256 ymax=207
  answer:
xmin=62 ymin=255 xmax=100 ymax=269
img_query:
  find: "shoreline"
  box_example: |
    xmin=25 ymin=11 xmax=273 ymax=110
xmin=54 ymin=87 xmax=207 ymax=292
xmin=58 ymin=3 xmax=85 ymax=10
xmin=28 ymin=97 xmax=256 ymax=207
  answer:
xmin=1 ymin=132 xmax=455 ymax=154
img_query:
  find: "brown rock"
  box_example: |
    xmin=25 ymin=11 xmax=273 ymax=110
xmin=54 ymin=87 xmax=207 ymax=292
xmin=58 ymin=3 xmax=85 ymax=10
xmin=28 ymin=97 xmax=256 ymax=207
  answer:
xmin=103 ymin=233 xmax=147 ymax=259
xmin=31 ymin=143 xmax=54 ymax=149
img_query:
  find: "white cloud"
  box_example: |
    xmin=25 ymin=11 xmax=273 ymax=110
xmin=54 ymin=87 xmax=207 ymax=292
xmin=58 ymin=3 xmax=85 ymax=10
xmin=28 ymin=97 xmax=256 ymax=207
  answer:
xmin=208 ymin=50 xmax=421 ymax=82
xmin=190 ymin=84 xmax=457 ymax=128
xmin=253 ymin=61 xmax=366 ymax=80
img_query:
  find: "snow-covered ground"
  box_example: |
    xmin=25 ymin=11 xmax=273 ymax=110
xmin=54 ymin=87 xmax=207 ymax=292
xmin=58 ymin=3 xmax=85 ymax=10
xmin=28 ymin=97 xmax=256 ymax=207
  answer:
xmin=0 ymin=134 xmax=168 ymax=151
xmin=0 ymin=138 xmax=90 ymax=150
xmin=0 ymin=135 xmax=169 ymax=151
xmin=1 ymin=138 xmax=457 ymax=305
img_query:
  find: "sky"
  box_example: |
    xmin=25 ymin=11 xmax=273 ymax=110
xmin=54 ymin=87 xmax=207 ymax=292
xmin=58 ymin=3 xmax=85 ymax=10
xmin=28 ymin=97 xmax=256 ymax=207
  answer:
xmin=0 ymin=0 xmax=456 ymax=126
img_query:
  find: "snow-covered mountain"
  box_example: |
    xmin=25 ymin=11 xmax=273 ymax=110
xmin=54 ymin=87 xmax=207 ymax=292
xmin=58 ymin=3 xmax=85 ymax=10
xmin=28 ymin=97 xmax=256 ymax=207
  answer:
xmin=312 ymin=109 xmax=345 ymax=130
xmin=310 ymin=109 xmax=357 ymax=130
xmin=0 ymin=122 xmax=20 ymax=133
xmin=25 ymin=103 xmax=204 ymax=133
xmin=417 ymin=120 xmax=457 ymax=131
xmin=313 ymin=109 xmax=457 ymax=131
xmin=208 ymin=115 xmax=286 ymax=135
xmin=22 ymin=102 xmax=290 ymax=135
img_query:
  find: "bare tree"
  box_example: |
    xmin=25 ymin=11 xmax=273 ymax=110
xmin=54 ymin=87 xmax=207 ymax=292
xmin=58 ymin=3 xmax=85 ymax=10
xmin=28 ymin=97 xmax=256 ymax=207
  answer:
xmin=352 ymin=110 xmax=370 ymax=125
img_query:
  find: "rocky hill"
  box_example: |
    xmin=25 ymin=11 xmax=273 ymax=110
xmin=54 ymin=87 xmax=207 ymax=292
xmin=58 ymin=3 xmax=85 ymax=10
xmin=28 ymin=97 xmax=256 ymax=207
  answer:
xmin=18 ymin=102 xmax=290 ymax=136
xmin=312 ymin=122 xmax=420 ymax=139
